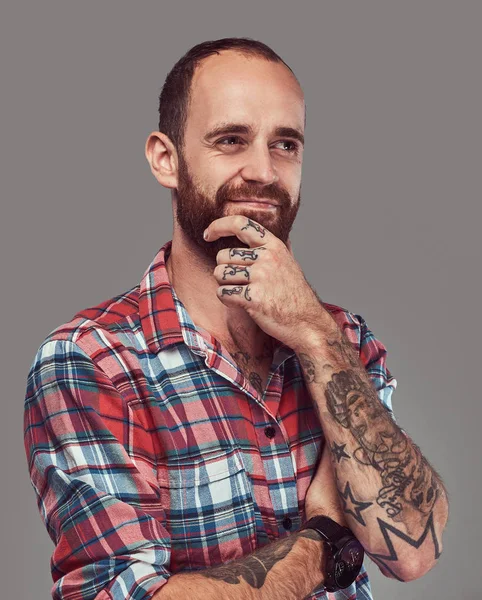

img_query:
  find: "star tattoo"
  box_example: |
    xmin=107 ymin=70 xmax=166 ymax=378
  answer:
xmin=339 ymin=481 xmax=373 ymax=526
xmin=331 ymin=441 xmax=350 ymax=463
xmin=366 ymin=513 xmax=441 ymax=581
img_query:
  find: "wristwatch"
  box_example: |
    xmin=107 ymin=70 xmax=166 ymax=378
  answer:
xmin=300 ymin=515 xmax=364 ymax=592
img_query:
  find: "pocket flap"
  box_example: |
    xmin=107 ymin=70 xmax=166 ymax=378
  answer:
xmin=160 ymin=448 xmax=246 ymax=488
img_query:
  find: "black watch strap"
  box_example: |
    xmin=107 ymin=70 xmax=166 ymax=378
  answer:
xmin=300 ymin=515 xmax=364 ymax=592
xmin=301 ymin=515 xmax=353 ymax=546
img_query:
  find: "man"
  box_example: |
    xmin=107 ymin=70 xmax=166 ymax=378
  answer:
xmin=24 ymin=38 xmax=448 ymax=600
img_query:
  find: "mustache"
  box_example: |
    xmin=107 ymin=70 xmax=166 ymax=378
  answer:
xmin=216 ymin=182 xmax=290 ymax=206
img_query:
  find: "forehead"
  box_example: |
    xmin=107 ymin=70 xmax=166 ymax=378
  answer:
xmin=186 ymin=51 xmax=305 ymax=137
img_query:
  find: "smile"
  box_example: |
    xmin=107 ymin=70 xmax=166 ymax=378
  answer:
xmin=227 ymin=201 xmax=278 ymax=209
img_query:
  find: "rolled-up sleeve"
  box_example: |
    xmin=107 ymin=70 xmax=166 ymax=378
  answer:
xmin=24 ymin=339 xmax=171 ymax=600
xmin=356 ymin=314 xmax=398 ymax=415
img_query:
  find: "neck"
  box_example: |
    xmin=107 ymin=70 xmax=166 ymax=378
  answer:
xmin=166 ymin=228 xmax=270 ymax=352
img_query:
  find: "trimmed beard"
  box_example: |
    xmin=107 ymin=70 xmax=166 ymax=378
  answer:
xmin=175 ymin=148 xmax=301 ymax=263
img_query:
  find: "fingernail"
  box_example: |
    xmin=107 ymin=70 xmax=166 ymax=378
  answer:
xmin=203 ymin=229 xmax=208 ymax=240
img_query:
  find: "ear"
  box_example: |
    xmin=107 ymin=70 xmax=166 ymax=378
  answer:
xmin=145 ymin=131 xmax=178 ymax=189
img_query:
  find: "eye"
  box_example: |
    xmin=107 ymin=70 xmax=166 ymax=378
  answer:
xmin=216 ymin=136 xmax=245 ymax=149
xmin=273 ymin=140 xmax=300 ymax=155
xmin=215 ymin=137 xmax=301 ymax=155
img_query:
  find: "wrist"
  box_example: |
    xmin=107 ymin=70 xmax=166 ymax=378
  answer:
xmin=300 ymin=515 xmax=365 ymax=593
xmin=294 ymin=316 xmax=340 ymax=357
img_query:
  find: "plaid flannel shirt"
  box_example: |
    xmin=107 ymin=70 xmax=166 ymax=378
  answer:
xmin=24 ymin=240 xmax=397 ymax=600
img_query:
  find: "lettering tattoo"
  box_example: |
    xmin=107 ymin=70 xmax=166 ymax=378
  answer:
xmin=232 ymin=350 xmax=251 ymax=366
xmin=230 ymin=340 xmax=273 ymax=398
xmin=199 ymin=530 xmax=320 ymax=588
xmin=325 ymin=370 xmax=440 ymax=520
xmin=229 ymin=247 xmax=266 ymax=261
xmin=231 ymin=346 xmax=271 ymax=366
xmin=222 ymin=265 xmax=250 ymax=280
xmin=240 ymin=218 xmax=266 ymax=238
xmin=221 ymin=286 xmax=244 ymax=297
xmin=221 ymin=285 xmax=252 ymax=301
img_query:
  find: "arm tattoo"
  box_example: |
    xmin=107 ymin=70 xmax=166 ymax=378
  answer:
xmin=199 ymin=530 xmax=320 ymax=588
xmin=298 ymin=353 xmax=316 ymax=383
xmin=366 ymin=513 xmax=442 ymax=581
xmin=337 ymin=479 xmax=373 ymax=526
xmin=326 ymin=369 xmax=441 ymax=520
xmin=331 ymin=441 xmax=350 ymax=463
xmin=325 ymin=334 xmax=360 ymax=369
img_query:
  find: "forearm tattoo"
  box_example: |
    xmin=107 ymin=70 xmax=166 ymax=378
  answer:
xmin=199 ymin=530 xmax=320 ymax=588
xmin=298 ymin=338 xmax=444 ymax=527
xmin=366 ymin=513 xmax=442 ymax=581
xmin=325 ymin=369 xmax=440 ymax=520
xmin=336 ymin=478 xmax=373 ymax=526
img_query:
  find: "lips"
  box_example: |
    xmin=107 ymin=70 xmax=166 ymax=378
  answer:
xmin=229 ymin=198 xmax=279 ymax=207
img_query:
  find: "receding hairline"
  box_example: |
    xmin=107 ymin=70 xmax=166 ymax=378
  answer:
xmin=190 ymin=48 xmax=304 ymax=99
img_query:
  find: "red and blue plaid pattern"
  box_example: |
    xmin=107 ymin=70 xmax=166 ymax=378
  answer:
xmin=24 ymin=240 xmax=397 ymax=600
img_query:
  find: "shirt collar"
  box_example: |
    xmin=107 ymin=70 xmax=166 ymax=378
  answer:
xmin=139 ymin=240 xmax=187 ymax=354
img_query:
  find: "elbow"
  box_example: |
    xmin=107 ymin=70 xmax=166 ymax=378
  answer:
xmin=399 ymin=557 xmax=439 ymax=582
xmin=380 ymin=552 xmax=442 ymax=582
xmin=383 ymin=502 xmax=449 ymax=582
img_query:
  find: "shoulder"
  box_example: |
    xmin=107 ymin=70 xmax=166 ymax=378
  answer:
xmin=47 ymin=284 xmax=139 ymax=340
xmin=32 ymin=284 xmax=141 ymax=370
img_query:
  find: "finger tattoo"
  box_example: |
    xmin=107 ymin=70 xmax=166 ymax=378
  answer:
xmin=222 ymin=265 xmax=250 ymax=280
xmin=229 ymin=248 xmax=265 ymax=261
xmin=221 ymin=286 xmax=244 ymax=296
xmin=240 ymin=218 xmax=266 ymax=238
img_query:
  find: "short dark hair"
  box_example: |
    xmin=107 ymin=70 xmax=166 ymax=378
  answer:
xmin=157 ymin=37 xmax=300 ymax=155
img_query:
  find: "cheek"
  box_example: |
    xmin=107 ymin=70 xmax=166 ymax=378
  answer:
xmin=203 ymin=155 xmax=240 ymax=183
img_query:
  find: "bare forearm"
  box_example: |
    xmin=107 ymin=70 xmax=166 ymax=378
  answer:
xmin=154 ymin=530 xmax=324 ymax=600
xmin=295 ymin=313 xmax=449 ymax=581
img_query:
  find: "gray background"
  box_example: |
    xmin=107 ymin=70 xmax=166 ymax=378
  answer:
xmin=1 ymin=2 xmax=480 ymax=598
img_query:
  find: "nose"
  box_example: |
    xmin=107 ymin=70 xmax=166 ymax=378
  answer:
xmin=239 ymin=142 xmax=279 ymax=185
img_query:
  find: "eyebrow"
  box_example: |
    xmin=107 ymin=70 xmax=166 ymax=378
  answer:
xmin=204 ymin=122 xmax=305 ymax=147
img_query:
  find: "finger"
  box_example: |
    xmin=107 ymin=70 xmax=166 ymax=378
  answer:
xmin=216 ymin=284 xmax=254 ymax=305
xmin=204 ymin=215 xmax=276 ymax=248
xmin=216 ymin=245 xmax=267 ymax=265
xmin=214 ymin=263 xmax=251 ymax=285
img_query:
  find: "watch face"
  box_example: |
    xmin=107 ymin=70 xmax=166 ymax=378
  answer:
xmin=334 ymin=539 xmax=364 ymax=588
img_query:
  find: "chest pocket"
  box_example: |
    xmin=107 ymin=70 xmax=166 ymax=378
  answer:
xmin=158 ymin=447 xmax=257 ymax=572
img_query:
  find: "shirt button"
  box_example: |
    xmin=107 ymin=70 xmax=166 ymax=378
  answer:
xmin=264 ymin=426 xmax=276 ymax=439
xmin=282 ymin=517 xmax=293 ymax=530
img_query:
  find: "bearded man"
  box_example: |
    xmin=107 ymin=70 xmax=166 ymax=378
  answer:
xmin=24 ymin=37 xmax=448 ymax=600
